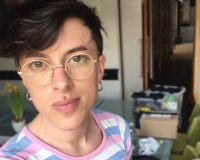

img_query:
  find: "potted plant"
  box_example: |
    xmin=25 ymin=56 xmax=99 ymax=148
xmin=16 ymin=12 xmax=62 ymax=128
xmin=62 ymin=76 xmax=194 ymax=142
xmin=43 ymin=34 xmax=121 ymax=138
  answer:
xmin=1 ymin=82 xmax=26 ymax=132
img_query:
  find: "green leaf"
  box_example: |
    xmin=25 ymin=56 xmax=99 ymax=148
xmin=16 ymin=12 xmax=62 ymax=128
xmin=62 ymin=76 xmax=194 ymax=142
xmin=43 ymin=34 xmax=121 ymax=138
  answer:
xmin=5 ymin=91 xmax=26 ymax=120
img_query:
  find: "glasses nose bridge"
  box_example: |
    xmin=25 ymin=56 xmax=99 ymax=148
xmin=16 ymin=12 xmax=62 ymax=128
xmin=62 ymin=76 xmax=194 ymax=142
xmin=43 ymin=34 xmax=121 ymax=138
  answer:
xmin=51 ymin=65 xmax=64 ymax=71
xmin=51 ymin=64 xmax=66 ymax=75
xmin=51 ymin=64 xmax=67 ymax=84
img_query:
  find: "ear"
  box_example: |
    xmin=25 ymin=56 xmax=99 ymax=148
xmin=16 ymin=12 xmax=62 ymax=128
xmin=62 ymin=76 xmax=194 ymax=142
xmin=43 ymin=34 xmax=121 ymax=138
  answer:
xmin=98 ymin=55 xmax=106 ymax=82
xmin=17 ymin=66 xmax=27 ymax=87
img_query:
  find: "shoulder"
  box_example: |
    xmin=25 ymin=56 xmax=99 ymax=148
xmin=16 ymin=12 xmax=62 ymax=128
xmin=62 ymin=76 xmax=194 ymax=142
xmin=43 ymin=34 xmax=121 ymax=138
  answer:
xmin=92 ymin=108 xmax=121 ymax=121
xmin=91 ymin=108 xmax=129 ymax=141
xmin=0 ymin=131 xmax=33 ymax=159
xmin=92 ymin=108 xmax=128 ymax=129
xmin=91 ymin=109 xmax=133 ymax=159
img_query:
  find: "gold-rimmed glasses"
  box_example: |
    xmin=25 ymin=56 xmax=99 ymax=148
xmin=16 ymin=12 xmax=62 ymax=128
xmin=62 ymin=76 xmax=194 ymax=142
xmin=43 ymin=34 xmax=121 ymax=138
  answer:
xmin=18 ymin=53 xmax=99 ymax=86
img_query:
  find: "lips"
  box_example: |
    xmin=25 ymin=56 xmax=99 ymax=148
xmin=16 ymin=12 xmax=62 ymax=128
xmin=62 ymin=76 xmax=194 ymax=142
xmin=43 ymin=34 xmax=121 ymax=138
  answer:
xmin=52 ymin=98 xmax=80 ymax=113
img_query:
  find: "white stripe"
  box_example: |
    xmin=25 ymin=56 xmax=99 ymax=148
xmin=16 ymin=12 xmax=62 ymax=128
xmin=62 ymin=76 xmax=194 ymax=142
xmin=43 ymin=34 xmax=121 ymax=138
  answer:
xmin=17 ymin=132 xmax=25 ymax=143
xmin=0 ymin=157 xmax=12 ymax=160
xmin=116 ymin=115 xmax=126 ymax=141
xmin=128 ymin=137 xmax=131 ymax=152
xmin=100 ymin=118 xmax=118 ymax=130
xmin=91 ymin=142 xmax=124 ymax=160
xmin=27 ymin=148 xmax=53 ymax=160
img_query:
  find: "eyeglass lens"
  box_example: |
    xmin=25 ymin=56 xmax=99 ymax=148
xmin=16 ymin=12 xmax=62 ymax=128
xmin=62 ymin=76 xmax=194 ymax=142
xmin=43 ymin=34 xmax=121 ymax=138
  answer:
xmin=22 ymin=54 xmax=94 ymax=86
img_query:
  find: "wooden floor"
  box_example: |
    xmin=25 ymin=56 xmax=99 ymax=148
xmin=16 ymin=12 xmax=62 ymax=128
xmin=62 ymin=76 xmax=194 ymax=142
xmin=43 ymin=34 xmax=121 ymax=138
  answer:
xmin=170 ymin=43 xmax=194 ymax=60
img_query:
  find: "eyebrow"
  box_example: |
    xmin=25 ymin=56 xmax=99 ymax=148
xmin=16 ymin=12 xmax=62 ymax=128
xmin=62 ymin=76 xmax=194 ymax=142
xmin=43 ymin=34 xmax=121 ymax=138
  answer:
xmin=25 ymin=52 xmax=47 ymax=58
xmin=24 ymin=45 xmax=88 ymax=58
xmin=65 ymin=45 xmax=88 ymax=55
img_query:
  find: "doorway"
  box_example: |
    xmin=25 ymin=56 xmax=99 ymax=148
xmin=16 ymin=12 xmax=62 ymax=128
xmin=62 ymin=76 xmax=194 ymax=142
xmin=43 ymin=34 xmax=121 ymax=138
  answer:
xmin=144 ymin=0 xmax=196 ymax=132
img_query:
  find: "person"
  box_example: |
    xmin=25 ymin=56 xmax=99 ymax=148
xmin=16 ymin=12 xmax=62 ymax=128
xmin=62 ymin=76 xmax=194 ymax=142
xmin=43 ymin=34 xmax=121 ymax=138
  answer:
xmin=0 ymin=0 xmax=132 ymax=159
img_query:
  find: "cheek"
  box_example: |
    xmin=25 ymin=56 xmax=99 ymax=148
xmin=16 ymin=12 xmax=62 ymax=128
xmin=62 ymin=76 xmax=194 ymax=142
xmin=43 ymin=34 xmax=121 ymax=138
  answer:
xmin=83 ymin=81 xmax=98 ymax=109
xmin=80 ymin=76 xmax=98 ymax=95
xmin=89 ymin=68 xmax=99 ymax=89
xmin=78 ymin=71 xmax=98 ymax=101
xmin=27 ymin=86 xmax=48 ymax=109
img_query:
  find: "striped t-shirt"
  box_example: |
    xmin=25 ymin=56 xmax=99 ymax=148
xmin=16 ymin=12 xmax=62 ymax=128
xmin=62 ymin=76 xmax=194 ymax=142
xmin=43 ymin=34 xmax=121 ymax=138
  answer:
xmin=0 ymin=109 xmax=133 ymax=160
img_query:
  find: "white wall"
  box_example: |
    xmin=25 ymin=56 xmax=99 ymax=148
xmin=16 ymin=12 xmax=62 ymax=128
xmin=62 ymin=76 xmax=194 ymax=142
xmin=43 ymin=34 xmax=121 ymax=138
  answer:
xmin=81 ymin=0 xmax=122 ymax=100
xmin=120 ymin=0 xmax=143 ymax=96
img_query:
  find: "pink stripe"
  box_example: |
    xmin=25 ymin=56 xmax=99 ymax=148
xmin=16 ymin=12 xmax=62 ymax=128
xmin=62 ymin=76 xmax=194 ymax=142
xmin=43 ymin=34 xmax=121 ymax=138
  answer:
xmin=127 ymin=145 xmax=133 ymax=160
xmin=22 ymin=127 xmax=73 ymax=158
xmin=0 ymin=154 xmax=13 ymax=159
xmin=0 ymin=152 xmax=5 ymax=157
xmin=95 ymin=112 xmax=120 ymax=126
xmin=0 ymin=153 xmax=24 ymax=160
xmin=15 ymin=142 xmax=41 ymax=159
xmin=100 ymin=134 xmax=123 ymax=152
xmin=121 ymin=157 xmax=127 ymax=160
xmin=126 ymin=131 xmax=131 ymax=154
xmin=9 ymin=154 xmax=24 ymax=160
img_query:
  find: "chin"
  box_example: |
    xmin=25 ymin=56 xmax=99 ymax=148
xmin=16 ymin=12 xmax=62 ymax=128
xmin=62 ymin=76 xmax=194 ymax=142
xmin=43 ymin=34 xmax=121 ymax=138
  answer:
xmin=53 ymin=118 xmax=83 ymax=131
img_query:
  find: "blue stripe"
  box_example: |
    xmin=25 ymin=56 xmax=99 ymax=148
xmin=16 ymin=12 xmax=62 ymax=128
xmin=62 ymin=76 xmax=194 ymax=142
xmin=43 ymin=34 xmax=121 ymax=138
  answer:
xmin=126 ymin=145 xmax=131 ymax=157
xmin=123 ymin=121 xmax=129 ymax=152
xmin=107 ymin=150 xmax=126 ymax=160
xmin=105 ymin=126 xmax=121 ymax=139
xmin=92 ymin=108 xmax=105 ymax=114
xmin=3 ymin=133 xmax=32 ymax=157
xmin=45 ymin=155 xmax=63 ymax=160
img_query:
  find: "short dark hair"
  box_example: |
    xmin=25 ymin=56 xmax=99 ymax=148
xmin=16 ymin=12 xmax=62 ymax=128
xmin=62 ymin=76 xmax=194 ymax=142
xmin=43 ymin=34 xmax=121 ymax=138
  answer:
xmin=0 ymin=0 xmax=106 ymax=67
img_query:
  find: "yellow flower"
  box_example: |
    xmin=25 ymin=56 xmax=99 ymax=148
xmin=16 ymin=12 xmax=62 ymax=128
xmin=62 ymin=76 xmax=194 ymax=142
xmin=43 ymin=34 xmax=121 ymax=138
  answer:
xmin=6 ymin=82 xmax=12 ymax=89
xmin=13 ymin=85 xmax=19 ymax=90
xmin=8 ymin=89 xmax=12 ymax=93
xmin=2 ymin=82 xmax=24 ymax=95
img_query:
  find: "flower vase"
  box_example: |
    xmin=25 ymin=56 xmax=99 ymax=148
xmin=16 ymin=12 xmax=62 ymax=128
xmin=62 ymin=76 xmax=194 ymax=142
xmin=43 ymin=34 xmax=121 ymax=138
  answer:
xmin=11 ymin=119 xmax=26 ymax=133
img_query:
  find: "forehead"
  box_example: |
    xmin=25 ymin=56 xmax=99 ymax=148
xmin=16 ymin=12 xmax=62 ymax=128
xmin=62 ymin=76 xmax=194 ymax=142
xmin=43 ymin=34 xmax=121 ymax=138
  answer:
xmin=42 ymin=18 xmax=96 ymax=55
xmin=20 ymin=18 xmax=97 ymax=62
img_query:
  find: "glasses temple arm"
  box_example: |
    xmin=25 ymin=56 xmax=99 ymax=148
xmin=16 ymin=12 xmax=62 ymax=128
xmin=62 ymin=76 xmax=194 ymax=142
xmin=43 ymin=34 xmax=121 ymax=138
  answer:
xmin=94 ymin=59 xmax=99 ymax=63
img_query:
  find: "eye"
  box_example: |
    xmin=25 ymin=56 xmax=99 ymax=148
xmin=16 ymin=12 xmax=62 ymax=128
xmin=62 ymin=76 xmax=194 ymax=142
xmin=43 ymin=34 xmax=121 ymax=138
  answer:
xmin=69 ymin=55 xmax=88 ymax=65
xmin=73 ymin=56 xmax=81 ymax=62
xmin=32 ymin=61 xmax=45 ymax=68
xmin=29 ymin=61 xmax=46 ymax=69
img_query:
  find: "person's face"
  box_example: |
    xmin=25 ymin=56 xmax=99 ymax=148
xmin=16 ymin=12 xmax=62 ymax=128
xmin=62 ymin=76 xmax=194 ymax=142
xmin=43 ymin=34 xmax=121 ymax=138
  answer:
xmin=19 ymin=18 xmax=106 ymax=131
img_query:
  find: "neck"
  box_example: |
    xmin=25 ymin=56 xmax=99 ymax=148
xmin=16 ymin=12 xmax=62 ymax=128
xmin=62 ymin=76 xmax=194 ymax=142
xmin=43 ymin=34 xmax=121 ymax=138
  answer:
xmin=28 ymin=112 xmax=101 ymax=154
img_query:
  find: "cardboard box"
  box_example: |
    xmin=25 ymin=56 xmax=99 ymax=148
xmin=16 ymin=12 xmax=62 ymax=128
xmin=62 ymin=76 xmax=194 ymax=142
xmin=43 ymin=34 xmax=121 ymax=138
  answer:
xmin=135 ymin=113 xmax=178 ymax=139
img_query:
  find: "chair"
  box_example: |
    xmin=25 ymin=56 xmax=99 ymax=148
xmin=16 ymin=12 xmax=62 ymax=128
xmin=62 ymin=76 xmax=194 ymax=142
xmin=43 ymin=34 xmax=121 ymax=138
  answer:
xmin=170 ymin=144 xmax=199 ymax=160
xmin=195 ymin=141 xmax=200 ymax=157
xmin=189 ymin=103 xmax=200 ymax=124
xmin=171 ymin=116 xmax=200 ymax=154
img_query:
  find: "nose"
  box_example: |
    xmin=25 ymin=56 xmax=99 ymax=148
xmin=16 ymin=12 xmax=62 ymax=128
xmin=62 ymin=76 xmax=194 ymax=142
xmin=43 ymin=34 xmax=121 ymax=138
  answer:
xmin=51 ymin=65 xmax=73 ymax=92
